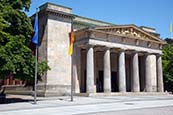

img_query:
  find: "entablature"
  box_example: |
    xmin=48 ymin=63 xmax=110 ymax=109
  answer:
xmin=74 ymin=26 xmax=164 ymax=52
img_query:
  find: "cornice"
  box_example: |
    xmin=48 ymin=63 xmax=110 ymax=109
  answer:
xmin=45 ymin=8 xmax=74 ymax=19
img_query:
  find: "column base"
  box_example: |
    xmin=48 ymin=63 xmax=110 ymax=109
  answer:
xmin=152 ymin=86 xmax=157 ymax=92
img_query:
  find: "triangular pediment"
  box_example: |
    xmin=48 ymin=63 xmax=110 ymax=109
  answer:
xmin=95 ymin=25 xmax=164 ymax=43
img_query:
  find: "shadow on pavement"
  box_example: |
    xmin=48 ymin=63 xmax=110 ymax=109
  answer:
xmin=0 ymin=96 xmax=33 ymax=104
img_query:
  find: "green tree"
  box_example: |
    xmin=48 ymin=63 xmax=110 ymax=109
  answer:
xmin=162 ymin=38 xmax=173 ymax=92
xmin=0 ymin=0 xmax=50 ymax=84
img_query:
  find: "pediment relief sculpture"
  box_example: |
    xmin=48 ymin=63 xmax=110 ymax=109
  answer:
xmin=95 ymin=25 xmax=163 ymax=43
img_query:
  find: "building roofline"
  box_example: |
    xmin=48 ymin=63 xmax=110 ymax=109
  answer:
xmin=140 ymin=26 xmax=155 ymax=30
xmin=39 ymin=2 xmax=72 ymax=11
xmin=74 ymin=14 xmax=115 ymax=26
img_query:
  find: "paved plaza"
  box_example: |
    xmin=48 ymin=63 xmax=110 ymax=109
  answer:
xmin=83 ymin=106 xmax=173 ymax=115
xmin=0 ymin=94 xmax=173 ymax=115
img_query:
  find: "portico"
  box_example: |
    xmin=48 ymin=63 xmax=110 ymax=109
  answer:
xmin=73 ymin=25 xmax=165 ymax=95
xmin=27 ymin=3 xmax=167 ymax=97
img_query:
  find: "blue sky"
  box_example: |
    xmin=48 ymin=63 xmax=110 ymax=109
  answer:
xmin=28 ymin=0 xmax=173 ymax=39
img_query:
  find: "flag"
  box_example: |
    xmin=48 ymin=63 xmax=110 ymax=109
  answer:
xmin=32 ymin=13 xmax=38 ymax=47
xmin=68 ymin=28 xmax=74 ymax=55
xmin=170 ymin=22 xmax=172 ymax=33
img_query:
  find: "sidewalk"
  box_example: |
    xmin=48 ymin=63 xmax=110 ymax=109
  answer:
xmin=1 ymin=94 xmax=173 ymax=115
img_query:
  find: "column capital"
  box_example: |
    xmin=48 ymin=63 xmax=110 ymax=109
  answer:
xmin=143 ymin=52 xmax=150 ymax=56
xmin=118 ymin=49 xmax=126 ymax=52
xmin=110 ymin=48 xmax=121 ymax=53
xmin=156 ymin=53 xmax=162 ymax=57
xmin=87 ymin=44 xmax=94 ymax=48
xmin=131 ymin=50 xmax=139 ymax=54
xmin=144 ymin=52 xmax=162 ymax=57
xmin=103 ymin=47 xmax=110 ymax=51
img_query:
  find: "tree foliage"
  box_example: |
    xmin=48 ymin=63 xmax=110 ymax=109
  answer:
xmin=162 ymin=38 xmax=173 ymax=91
xmin=0 ymin=0 xmax=50 ymax=83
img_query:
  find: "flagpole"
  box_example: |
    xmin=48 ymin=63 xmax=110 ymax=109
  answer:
xmin=34 ymin=46 xmax=38 ymax=104
xmin=71 ymin=18 xmax=74 ymax=102
xmin=171 ymin=29 xmax=172 ymax=39
xmin=71 ymin=55 xmax=73 ymax=102
xmin=34 ymin=8 xmax=39 ymax=104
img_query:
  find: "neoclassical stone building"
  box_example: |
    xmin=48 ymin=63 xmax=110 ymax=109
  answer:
xmin=36 ymin=3 xmax=165 ymax=96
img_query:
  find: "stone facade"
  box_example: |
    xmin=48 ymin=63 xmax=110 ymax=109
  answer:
xmin=36 ymin=2 xmax=165 ymax=96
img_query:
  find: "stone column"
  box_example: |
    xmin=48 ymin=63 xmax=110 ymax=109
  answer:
xmin=132 ymin=52 xmax=140 ymax=92
xmin=86 ymin=46 xmax=95 ymax=94
xmin=75 ymin=47 xmax=81 ymax=93
xmin=145 ymin=54 xmax=152 ymax=92
xmin=157 ymin=55 xmax=164 ymax=92
xmin=104 ymin=48 xmax=111 ymax=93
xmin=118 ymin=50 xmax=126 ymax=92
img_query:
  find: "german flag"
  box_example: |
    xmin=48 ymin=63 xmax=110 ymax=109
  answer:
xmin=68 ymin=28 xmax=74 ymax=56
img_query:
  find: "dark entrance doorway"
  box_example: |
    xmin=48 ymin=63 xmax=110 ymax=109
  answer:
xmin=96 ymin=71 xmax=118 ymax=92
xmin=80 ymin=70 xmax=86 ymax=93
xmin=111 ymin=71 xmax=118 ymax=92
xmin=139 ymin=56 xmax=145 ymax=92
xmin=97 ymin=71 xmax=104 ymax=92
